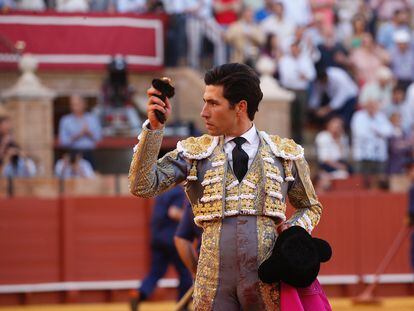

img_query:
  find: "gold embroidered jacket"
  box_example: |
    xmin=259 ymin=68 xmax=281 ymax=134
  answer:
xmin=129 ymin=122 xmax=322 ymax=232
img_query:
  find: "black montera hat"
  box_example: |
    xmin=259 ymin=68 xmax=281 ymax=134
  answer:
xmin=258 ymin=226 xmax=332 ymax=288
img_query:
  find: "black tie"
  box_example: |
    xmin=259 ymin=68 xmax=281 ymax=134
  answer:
xmin=232 ymin=137 xmax=249 ymax=182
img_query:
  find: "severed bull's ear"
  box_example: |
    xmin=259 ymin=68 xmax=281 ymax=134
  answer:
xmin=151 ymin=77 xmax=175 ymax=124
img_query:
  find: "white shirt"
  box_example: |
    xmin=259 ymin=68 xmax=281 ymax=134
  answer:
xmin=224 ymin=124 xmax=260 ymax=170
xmin=359 ymin=81 xmax=393 ymax=110
xmin=56 ymin=0 xmax=88 ymax=12
xmin=279 ymin=53 xmax=316 ymax=90
xmin=407 ymin=82 xmax=414 ymax=106
xmin=309 ymin=67 xmax=358 ymax=110
xmin=117 ymin=0 xmax=147 ymax=13
xmin=16 ymin=0 xmax=45 ymax=10
xmin=315 ymin=131 xmax=349 ymax=163
xmin=279 ymin=0 xmax=312 ymax=26
xmin=260 ymin=15 xmax=296 ymax=47
xmin=162 ymin=0 xmax=193 ymax=14
xmin=382 ymin=101 xmax=414 ymax=133
xmin=187 ymin=0 xmax=212 ymax=19
xmin=351 ymin=110 xmax=393 ymax=162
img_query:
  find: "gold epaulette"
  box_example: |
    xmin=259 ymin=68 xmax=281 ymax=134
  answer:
xmin=260 ymin=132 xmax=304 ymax=160
xmin=177 ymin=134 xmax=220 ymax=160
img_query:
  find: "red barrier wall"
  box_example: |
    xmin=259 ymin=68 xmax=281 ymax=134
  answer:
xmin=0 ymin=191 xmax=412 ymax=304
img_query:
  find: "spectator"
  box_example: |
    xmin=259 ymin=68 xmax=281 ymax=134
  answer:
xmin=407 ymin=81 xmax=414 ymax=108
xmin=260 ymin=1 xmax=295 ymax=51
xmin=54 ymin=151 xmax=95 ymax=179
xmin=370 ymin=0 xmax=411 ymax=22
xmin=147 ymin=0 xmax=164 ymax=13
xmin=225 ymin=6 xmax=265 ymax=66
xmin=387 ymin=112 xmax=413 ymax=175
xmin=2 ymin=143 xmax=36 ymax=178
xmin=334 ymin=0 xmax=365 ymax=43
xmin=359 ymin=66 xmax=394 ymax=110
xmin=389 ymin=30 xmax=414 ymax=90
xmin=213 ymin=0 xmax=242 ymax=27
xmin=294 ymin=25 xmax=321 ymax=62
xmin=383 ymin=85 xmax=413 ymax=132
xmin=116 ymin=0 xmax=147 ymax=13
xmin=309 ymin=66 xmax=358 ymax=128
xmin=16 ymin=0 xmax=45 ymax=10
xmin=255 ymin=0 xmax=273 ymax=22
xmin=89 ymin=0 xmax=114 ymax=12
xmin=261 ymin=33 xmax=282 ymax=61
xmin=310 ymin=0 xmax=335 ymax=29
xmin=317 ymin=27 xmax=350 ymax=70
xmin=56 ymin=0 xmax=88 ymax=12
xmin=0 ymin=0 xmax=15 ymax=10
xmin=345 ymin=14 xmax=368 ymax=49
xmin=279 ymin=0 xmax=312 ymax=27
xmin=0 ymin=109 xmax=14 ymax=166
xmin=58 ymin=95 xmax=102 ymax=166
xmin=315 ymin=116 xmax=351 ymax=190
xmin=163 ymin=0 xmax=192 ymax=66
xmin=349 ymin=32 xmax=390 ymax=85
xmin=279 ymin=40 xmax=316 ymax=143
xmin=306 ymin=12 xmax=325 ymax=47
xmin=186 ymin=0 xmax=226 ymax=69
xmin=351 ymin=93 xmax=393 ymax=189
xmin=376 ymin=9 xmax=411 ymax=50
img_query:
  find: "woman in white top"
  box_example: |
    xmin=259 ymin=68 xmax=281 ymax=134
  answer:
xmin=315 ymin=116 xmax=351 ymax=178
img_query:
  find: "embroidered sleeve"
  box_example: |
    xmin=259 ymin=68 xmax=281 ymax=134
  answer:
xmin=286 ymin=157 xmax=322 ymax=233
xmin=128 ymin=122 xmax=190 ymax=198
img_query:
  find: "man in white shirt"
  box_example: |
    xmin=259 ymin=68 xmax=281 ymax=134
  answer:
xmin=279 ymin=0 xmax=312 ymax=27
xmin=351 ymin=93 xmax=393 ymax=188
xmin=129 ymin=63 xmax=324 ymax=309
xmin=309 ymin=66 xmax=358 ymax=128
xmin=279 ymin=40 xmax=316 ymax=143
xmin=260 ymin=1 xmax=296 ymax=50
xmin=359 ymin=66 xmax=394 ymax=110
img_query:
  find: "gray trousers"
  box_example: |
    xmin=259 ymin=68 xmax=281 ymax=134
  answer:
xmin=212 ymin=216 xmax=270 ymax=311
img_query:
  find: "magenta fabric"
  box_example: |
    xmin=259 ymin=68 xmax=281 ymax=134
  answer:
xmin=281 ymin=280 xmax=332 ymax=311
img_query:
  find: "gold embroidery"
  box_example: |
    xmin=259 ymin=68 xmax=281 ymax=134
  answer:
xmin=268 ymin=135 xmax=303 ymax=158
xmin=193 ymin=221 xmax=221 ymax=311
xmin=287 ymin=157 xmax=322 ymax=231
xmin=128 ymin=127 xmax=165 ymax=197
xmin=283 ymin=159 xmax=294 ymax=180
xmin=257 ymin=216 xmax=280 ymax=310
xmin=188 ymin=160 xmax=198 ymax=180
xmin=179 ymin=134 xmax=216 ymax=158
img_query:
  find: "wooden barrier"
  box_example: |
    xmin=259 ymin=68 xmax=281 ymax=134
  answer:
xmin=0 ymin=175 xmax=131 ymax=198
xmin=0 ymin=191 xmax=412 ymax=305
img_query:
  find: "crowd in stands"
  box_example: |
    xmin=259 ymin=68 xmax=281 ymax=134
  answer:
xmin=2 ymin=0 xmax=414 ymax=191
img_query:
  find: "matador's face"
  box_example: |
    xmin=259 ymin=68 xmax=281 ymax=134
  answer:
xmin=201 ymin=85 xmax=238 ymax=137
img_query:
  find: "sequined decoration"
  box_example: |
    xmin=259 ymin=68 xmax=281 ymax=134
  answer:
xmin=257 ymin=216 xmax=280 ymax=310
xmin=193 ymin=220 xmax=222 ymax=311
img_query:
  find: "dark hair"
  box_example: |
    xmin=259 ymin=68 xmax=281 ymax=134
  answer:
xmin=316 ymin=65 xmax=328 ymax=81
xmin=204 ymin=63 xmax=263 ymax=120
xmin=393 ymin=84 xmax=406 ymax=94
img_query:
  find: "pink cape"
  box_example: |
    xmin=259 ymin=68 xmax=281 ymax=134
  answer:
xmin=280 ymin=280 xmax=332 ymax=311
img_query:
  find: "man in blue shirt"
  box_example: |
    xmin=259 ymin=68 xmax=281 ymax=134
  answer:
xmin=130 ymin=185 xmax=192 ymax=311
xmin=58 ymin=95 xmax=102 ymax=166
